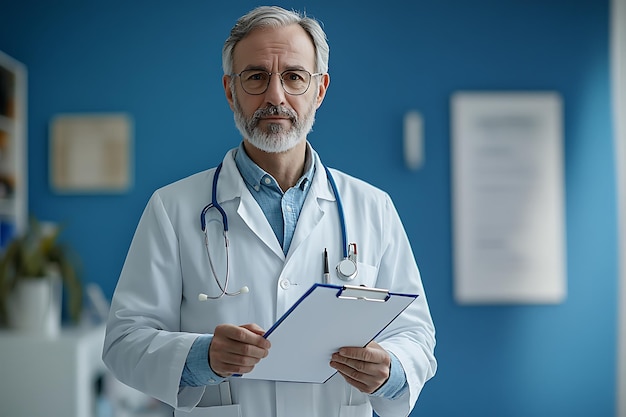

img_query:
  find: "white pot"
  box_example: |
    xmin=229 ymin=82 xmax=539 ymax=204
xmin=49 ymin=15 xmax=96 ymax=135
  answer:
xmin=7 ymin=276 xmax=62 ymax=337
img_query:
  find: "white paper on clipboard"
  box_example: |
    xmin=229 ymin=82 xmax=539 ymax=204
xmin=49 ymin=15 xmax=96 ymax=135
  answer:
xmin=241 ymin=284 xmax=418 ymax=383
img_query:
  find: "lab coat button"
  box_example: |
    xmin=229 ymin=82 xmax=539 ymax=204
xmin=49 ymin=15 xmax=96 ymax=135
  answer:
xmin=280 ymin=279 xmax=290 ymax=290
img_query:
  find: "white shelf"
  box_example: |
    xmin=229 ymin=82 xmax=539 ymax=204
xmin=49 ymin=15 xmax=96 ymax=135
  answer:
xmin=0 ymin=325 xmax=108 ymax=417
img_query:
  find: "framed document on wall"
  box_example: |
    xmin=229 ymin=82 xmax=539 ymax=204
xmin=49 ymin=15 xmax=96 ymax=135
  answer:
xmin=451 ymin=92 xmax=566 ymax=304
xmin=50 ymin=113 xmax=132 ymax=193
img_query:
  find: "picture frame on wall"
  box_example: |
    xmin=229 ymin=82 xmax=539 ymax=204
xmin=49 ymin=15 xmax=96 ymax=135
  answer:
xmin=49 ymin=113 xmax=133 ymax=193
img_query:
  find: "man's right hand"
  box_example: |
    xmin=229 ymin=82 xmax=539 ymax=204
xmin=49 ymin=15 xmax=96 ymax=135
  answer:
xmin=209 ymin=323 xmax=271 ymax=377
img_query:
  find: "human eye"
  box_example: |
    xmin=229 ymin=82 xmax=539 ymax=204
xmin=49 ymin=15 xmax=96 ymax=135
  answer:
xmin=283 ymin=70 xmax=306 ymax=82
xmin=242 ymin=70 xmax=268 ymax=82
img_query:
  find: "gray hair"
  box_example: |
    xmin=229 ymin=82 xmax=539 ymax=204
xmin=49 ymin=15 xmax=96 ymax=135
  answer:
xmin=222 ymin=6 xmax=329 ymax=75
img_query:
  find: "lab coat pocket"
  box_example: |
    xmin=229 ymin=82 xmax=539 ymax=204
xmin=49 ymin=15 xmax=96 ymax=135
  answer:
xmin=352 ymin=262 xmax=378 ymax=288
xmin=339 ymin=402 xmax=372 ymax=417
xmin=174 ymin=404 xmax=241 ymax=417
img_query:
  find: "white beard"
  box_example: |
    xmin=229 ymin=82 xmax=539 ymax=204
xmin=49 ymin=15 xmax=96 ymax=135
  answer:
xmin=232 ymin=87 xmax=317 ymax=154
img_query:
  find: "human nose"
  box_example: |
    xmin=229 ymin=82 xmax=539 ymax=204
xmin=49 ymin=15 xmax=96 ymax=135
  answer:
xmin=263 ymin=72 xmax=286 ymax=105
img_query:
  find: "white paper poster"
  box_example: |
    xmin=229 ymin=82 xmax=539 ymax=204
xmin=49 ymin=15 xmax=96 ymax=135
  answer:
xmin=451 ymin=92 xmax=566 ymax=304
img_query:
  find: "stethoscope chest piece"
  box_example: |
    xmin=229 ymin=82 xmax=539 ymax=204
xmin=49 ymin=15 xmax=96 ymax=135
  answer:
xmin=336 ymin=258 xmax=357 ymax=281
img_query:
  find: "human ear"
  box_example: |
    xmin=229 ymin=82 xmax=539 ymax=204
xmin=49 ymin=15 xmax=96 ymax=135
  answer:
xmin=315 ymin=73 xmax=330 ymax=109
xmin=223 ymin=75 xmax=235 ymax=111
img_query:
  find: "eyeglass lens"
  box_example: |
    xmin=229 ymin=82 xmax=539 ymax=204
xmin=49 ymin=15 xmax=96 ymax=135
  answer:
xmin=238 ymin=70 xmax=313 ymax=95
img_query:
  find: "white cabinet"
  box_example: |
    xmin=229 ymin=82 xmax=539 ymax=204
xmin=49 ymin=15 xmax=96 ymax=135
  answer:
xmin=0 ymin=325 xmax=107 ymax=417
xmin=0 ymin=50 xmax=27 ymax=247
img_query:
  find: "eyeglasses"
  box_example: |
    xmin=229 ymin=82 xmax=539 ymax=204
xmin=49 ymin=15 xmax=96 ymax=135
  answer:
xmin=231 ymin=69 xmax=323 ymax=96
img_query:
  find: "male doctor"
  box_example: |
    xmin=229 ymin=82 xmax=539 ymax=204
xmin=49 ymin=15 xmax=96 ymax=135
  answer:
xmin=103 ymin=5 xmax=436 ymax=417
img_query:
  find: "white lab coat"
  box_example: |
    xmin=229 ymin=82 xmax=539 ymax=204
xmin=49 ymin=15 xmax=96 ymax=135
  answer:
xmin=103 ymin=147 xmax=436 ymax=417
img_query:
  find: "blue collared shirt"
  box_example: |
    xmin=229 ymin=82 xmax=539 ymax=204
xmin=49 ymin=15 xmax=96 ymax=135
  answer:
xmin=234 ymin=142 xmax=315 ymax=254
xmin=180 ymin=143 xmax=407 ymax=399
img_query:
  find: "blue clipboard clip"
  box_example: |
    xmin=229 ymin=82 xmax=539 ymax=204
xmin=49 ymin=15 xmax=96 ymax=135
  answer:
xmin=336 ymin=285 xmax=390 ymax=302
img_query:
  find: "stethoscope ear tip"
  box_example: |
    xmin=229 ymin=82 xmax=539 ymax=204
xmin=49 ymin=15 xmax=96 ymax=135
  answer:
xmin=198 ymin=293 xmax=209 ymax=301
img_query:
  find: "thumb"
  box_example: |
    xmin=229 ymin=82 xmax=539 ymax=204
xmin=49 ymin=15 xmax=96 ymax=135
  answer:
xmin=241 ymin=323 xmax=266 ymax=336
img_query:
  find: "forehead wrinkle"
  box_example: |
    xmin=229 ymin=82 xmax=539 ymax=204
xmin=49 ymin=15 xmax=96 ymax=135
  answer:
xmin=232 ymin=25 xmax=316 ymax=73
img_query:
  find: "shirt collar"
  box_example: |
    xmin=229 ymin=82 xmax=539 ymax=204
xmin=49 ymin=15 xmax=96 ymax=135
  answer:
xmin=234 ymin=142 xmax=316 ymax=192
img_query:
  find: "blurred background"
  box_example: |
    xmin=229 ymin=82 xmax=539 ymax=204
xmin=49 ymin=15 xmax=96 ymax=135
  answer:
xmin=0 ymin=0 xmax=621 ymax=416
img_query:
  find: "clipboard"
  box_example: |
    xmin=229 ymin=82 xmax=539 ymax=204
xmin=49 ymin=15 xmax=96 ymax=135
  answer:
xmin=241 ymin=283 xmax=418 ymax=383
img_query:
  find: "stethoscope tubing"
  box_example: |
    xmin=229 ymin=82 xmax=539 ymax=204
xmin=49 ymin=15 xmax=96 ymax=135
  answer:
xmin=199 ymin=161 xmax=354 ymax=299
xmin=201 ymin=163 xmax=228 ymax=232
xmin=323 ymin=165 xmax=348 ymax=259
xmin=202 ymin=163 xmax=347 ymax=254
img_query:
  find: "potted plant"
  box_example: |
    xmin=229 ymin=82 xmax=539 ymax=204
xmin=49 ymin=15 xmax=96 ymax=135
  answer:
xmin=0 ymin=217 xmax=82 ymax=335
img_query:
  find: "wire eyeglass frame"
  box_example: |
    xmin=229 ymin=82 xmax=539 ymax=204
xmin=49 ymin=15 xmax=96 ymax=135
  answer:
xmin=231 ymin=69 xmax=324 ymax=96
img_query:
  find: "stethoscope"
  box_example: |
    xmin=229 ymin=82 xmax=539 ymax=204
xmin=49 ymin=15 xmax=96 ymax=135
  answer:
xmin=198 ymin=162 xmax=358 ymax=301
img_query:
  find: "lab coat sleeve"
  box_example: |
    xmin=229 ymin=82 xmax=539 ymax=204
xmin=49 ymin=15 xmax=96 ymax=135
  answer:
xmin=369 ymin=195 xmax=437 ymax=417
xmin=102 ymin=191 xmax=206 ymax=410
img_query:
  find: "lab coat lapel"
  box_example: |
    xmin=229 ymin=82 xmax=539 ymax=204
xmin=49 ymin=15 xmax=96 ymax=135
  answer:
xmin=287 ymin=154 xmax=336 ymax=260
xmin=217 ymin=150 xmax=285 ymax=260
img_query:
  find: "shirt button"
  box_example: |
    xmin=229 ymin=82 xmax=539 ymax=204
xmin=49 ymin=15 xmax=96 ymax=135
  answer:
xmin=264 ymin=177 xmax=272 ymax=185
xmin=285 ymin=205 xmax=293 ymax=212
xmin=280 ymin=279 xmax=291 ymax=290
xmin=254 ymin=185 xmax=260 ymax=192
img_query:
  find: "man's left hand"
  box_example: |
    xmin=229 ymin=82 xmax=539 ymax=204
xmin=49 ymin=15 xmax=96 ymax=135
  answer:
xmin=330 ymin=341 xmax=391 ymax=394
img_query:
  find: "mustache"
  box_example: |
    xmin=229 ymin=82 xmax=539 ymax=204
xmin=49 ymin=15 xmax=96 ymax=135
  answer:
xmin=251 ymin=105 xmax=297 ymax=126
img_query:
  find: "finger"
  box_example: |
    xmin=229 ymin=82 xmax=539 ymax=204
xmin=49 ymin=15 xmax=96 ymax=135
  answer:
xmin=212 ymin=332 xmax=269 ymax=359
xmin=231 ymin=325 xmax=271 ymax=349
xmin=217 ymin=324 xmax=271 ymax=350
xmin=366 ymin=340 xmax=384 ymax=351
xmin=331 ymin=364 xmax=374 ymax=393
xmin=335 ymin=345 xmax=388 ymax=366
xmin=330 ymin=361 xmax=385 ymax=394
xmin=330 ymin=353 xmax=387 ymax=378
xmin=330 ymin=343 xmax=390 ymax=393
xmin=241 ymin=323 xmax=266 ymax=335
xmin=210 ymin=324 xmax=271 ymax=377
xmin=209 ymin=342 xmax=266 ymax=376
xmin=216 ymin=351 xmax=264 ymax=373
xmin=240 ymin=323 xmax=271 ymax=343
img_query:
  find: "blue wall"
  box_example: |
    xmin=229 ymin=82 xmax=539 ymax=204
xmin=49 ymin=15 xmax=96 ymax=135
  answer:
xmin=0 ymin=1 xmax=617 ymax=416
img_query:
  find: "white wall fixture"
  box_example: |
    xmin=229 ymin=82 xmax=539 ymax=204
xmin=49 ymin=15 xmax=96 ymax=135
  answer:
xmin=403 ymin=110 xmax=424 ymax=170
xmin=451 ymin=92 xmax=566 ymax=304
